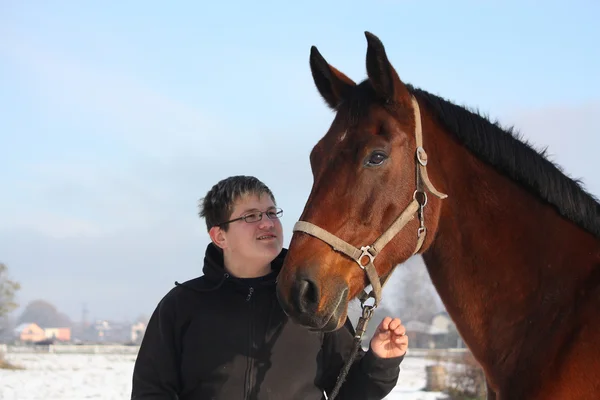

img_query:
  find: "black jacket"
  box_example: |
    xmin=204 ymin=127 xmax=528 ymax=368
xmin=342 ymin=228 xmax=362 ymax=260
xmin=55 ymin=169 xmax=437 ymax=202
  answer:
xmin=131 ymin=243 xmax=403 ymax=400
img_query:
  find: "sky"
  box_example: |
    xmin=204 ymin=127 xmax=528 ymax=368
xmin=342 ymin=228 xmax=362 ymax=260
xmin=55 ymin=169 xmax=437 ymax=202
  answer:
xmin=1 ymin=1 xmax=599 ymax=323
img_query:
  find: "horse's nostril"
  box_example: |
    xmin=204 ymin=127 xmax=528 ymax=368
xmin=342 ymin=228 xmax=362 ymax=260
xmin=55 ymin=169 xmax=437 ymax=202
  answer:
xmin=294 ymin=277 xmax=320 ymax=313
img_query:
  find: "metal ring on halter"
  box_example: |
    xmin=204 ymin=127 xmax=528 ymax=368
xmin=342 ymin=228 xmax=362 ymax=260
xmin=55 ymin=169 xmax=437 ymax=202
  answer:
xmin=413 ymin=190 xmax=428 ymax=207
xmin=416 ymin=146 xmax=428 ymax=166
xmin=360 ymin=295 xmax=377 ymax=310
xmin=356 ymin=245 xmax=376 ymax=269
xmin=361 ymin=303 xmax=375 ymax=318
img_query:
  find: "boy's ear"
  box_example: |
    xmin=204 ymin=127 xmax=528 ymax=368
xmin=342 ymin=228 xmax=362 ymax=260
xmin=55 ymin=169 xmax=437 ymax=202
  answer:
xmin=209 ymin=226 xmax=227 ymax=249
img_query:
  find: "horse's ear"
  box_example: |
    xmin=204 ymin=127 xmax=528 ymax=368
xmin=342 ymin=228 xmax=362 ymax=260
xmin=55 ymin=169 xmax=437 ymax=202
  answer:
xmin=309 ymin=46 xmax=356 ymax=110
xmin=364 ymin=31 xmax=410 ymax=104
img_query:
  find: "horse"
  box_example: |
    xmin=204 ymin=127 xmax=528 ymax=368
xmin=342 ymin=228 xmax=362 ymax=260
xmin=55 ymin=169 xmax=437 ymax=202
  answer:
xmin=275 ymin=31 xmax=600 ymax=399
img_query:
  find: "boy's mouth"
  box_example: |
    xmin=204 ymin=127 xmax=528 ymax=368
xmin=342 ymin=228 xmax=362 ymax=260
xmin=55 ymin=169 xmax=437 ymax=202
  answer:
xmin=257 ymin=234 xmax=276 ymax=240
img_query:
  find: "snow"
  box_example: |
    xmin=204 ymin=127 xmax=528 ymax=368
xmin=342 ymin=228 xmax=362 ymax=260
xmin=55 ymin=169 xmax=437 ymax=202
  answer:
xmin=0 ymin=353 xmax=136 ymax=400
xmin=0 ymin=353 xmax=447 ymax=399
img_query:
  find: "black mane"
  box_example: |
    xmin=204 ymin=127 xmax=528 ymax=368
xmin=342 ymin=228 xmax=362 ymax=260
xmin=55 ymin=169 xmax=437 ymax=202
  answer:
xmin=406 ymin=84 xmax=600 ymax=239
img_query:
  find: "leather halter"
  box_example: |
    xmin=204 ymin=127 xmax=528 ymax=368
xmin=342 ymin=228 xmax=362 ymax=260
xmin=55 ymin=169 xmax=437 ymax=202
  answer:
xmin=292 ymin=95 xmax=448 ymax=311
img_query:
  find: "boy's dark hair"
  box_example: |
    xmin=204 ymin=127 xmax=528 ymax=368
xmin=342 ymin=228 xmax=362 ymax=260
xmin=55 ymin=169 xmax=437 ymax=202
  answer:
xmin=198 ymin=175 xmax=276 ymax=232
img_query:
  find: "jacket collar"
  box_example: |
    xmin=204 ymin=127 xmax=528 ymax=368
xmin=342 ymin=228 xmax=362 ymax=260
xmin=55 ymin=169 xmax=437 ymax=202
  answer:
xmin=202 ymin=242 xmax=287 ymax=287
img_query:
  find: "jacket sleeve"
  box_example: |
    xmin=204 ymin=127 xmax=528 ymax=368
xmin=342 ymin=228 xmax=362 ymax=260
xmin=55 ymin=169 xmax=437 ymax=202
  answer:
xmin=320 ymin=318 xmax=403 ymax=400
xmin=131 ymin=291 xmax=182 ymax=399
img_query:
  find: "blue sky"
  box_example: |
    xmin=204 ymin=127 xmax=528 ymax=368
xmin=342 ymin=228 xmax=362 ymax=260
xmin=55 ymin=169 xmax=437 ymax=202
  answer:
xmin=1 ymin=1 xmax=598 ymax=322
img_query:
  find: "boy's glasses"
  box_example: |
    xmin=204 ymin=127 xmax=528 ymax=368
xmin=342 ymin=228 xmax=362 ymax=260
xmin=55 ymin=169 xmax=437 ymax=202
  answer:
xmin=218 ymin=208 xmax=283 ymax=226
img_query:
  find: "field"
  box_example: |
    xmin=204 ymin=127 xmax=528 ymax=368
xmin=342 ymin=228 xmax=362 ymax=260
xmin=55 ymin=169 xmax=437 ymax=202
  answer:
xmin=0 ymin=350 xmax=448 ymax=400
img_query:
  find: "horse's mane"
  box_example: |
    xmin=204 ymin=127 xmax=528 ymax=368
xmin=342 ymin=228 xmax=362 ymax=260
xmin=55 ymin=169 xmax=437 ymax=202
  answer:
xmin=406 ymin=84 xmax=600 ymax=239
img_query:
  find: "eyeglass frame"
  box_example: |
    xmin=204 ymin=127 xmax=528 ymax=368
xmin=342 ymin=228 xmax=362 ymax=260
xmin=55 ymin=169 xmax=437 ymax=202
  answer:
xmin=216 ymin=207 xmax=284 ymax=227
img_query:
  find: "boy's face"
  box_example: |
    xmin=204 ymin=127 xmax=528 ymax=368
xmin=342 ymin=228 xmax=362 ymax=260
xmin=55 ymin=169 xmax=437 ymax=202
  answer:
xmin=213 ymin=192 xmax=284 ymax=267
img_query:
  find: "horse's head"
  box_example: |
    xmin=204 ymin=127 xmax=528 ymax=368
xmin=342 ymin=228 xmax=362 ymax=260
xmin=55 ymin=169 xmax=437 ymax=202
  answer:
xmin=276 ymin=32 xmax=448 ymax=331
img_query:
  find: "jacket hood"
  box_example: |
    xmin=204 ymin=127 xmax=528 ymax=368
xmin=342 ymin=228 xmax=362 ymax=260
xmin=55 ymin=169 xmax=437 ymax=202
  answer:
xmin=203 ymin=242 xmax=287 ymax=282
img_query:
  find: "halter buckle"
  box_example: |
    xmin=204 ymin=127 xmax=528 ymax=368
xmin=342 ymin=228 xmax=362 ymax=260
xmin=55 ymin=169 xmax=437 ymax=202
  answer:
xmin=413 ymin=190 xmax=428 ymax=207
xmin=356 ymin=245 xmax=377 ymax=269
xmin=416 ymin=146 xmax=428 ymax=166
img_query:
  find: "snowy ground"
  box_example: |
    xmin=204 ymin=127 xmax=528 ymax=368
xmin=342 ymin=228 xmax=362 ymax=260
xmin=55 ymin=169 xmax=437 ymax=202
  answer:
xmin=0 ymin=352 xmax=448 ymax=400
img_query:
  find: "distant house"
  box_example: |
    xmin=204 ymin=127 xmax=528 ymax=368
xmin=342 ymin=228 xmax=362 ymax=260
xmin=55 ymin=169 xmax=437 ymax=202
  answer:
xmin=430 ymin=311 xmax=452 ymax=335
xmin=404 ymin=312 xmax=461 ymax=349
xmin=130 ymin=322 xmax=146 ymax=344
xmin=83 ymin=320 xmax=132 ymax=343
xmin=14 ymin=322 xmax=46 ymax=343
xmin=430 ymin=311 xmax=462 ymax=348
xmin=94 ymin=320 xmax=111 ymax=341
xmin=405 ymin=320 xmax=435 ymax=348
xmin=44 ymin=327 xmax=71 ymax=342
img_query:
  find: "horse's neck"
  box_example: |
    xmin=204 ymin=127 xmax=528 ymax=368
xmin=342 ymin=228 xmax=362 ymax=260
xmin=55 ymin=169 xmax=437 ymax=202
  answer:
xmin=422 ymin=140 xmax=599 ymax=389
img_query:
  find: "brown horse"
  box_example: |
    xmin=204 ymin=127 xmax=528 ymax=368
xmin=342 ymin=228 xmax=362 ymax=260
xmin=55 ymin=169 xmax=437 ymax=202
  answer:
xmin=276 ymin=31 xmax=600 ymax=399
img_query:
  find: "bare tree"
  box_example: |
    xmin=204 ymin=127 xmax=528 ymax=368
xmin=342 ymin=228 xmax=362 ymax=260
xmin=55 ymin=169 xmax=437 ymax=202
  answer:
xmin=17 ymin=300 xmax=73 ymax=328
xmin=394 ymin=256 xmax=441 ymax=323
xmin=0 ymin=263 xmax=21 ymax=331
xmin=0 ymin=263 xmax=20 ymax=367
xmin=346 ymin=256 xmax=443 ymax=345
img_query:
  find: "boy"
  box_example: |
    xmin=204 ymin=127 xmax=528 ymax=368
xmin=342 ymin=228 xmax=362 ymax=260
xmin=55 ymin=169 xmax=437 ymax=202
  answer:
xmin=131 ymin=175 xmax=407 ymax=399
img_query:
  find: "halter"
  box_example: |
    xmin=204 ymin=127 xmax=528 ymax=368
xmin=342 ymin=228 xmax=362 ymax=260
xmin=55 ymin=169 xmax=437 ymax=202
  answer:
xmin=293 ymin=95 xmax=447 ymax=309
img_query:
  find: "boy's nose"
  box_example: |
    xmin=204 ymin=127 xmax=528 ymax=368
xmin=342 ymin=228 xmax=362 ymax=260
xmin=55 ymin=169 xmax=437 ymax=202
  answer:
xmin=258 ymin=214 xmax=275 ymax=228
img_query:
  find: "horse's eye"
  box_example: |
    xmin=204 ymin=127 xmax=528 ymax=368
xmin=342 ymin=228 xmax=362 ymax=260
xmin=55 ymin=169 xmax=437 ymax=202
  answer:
xmin=365 ymin=151 xmax=388 ymax=167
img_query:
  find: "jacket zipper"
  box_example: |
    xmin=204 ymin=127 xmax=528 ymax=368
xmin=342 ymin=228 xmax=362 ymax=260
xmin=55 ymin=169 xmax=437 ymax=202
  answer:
xmin=245 ymin=286 xmax=255 ymax=399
